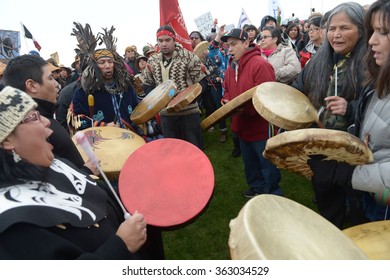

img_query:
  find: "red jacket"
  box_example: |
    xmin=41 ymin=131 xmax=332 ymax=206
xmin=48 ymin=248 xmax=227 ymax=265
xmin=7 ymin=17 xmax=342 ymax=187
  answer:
xmin=299 ymin=49 xmax=311 ymax=69
xmin=223 ymin=44 xmax=275 ymax=141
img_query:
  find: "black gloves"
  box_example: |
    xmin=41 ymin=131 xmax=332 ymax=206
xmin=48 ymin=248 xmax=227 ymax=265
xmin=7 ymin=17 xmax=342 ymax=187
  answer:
xmin=307 ymin=155 xmax=356 ymax=189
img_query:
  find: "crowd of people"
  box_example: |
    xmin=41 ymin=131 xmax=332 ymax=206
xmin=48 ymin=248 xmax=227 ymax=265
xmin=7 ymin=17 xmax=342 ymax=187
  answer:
xmin=0 ymin=0 xmax=390 ymax=259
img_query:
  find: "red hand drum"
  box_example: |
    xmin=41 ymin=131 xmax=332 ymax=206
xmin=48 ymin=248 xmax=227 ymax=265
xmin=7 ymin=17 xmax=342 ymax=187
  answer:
xmin=118 ymin=138 xmax=214 ymax=227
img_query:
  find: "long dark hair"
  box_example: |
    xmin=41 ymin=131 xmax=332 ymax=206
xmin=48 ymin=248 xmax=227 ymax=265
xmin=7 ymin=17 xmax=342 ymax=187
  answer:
xmin=189 ymin=31 xmax=205 ymax=42
xmin=286 ymin=23 xmax=301 ymax=40
xmin=0 ymin=149 xmax=48 ymax=186
xmin=364 ymin=0 xmax=390 ymax=97
xmin=303 ymin=2 xmax=366 ymax=108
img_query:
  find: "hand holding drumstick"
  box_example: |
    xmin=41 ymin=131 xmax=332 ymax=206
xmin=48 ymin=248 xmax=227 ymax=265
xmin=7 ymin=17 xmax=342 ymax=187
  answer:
xmin=325 ymin=96 xmax=348 ymax=116
xmin=116 ymin=211 xmax=147 ymax=253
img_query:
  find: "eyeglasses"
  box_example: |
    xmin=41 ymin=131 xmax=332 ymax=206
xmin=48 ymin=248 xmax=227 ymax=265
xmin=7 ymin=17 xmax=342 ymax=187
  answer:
xmin=21 ymin=111 xmax=41 ymax=124
xmin=259 ymin=35 xmax=272 ymax=40
xmin=190 ymin=37 xmax=200 ymax=40
xmin=309 ymin=27 xmax=321 ymax=32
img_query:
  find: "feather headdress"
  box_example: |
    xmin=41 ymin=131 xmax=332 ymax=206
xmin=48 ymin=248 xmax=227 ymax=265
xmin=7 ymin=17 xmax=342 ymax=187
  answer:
xmin=71 ymin=22 xmax=130 ymax=94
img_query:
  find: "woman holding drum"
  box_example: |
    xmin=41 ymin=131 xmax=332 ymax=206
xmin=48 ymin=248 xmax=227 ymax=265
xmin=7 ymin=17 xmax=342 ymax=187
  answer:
xmin=308 ymin=0 xmax=390 ymax=225
xmin=0 ymin=86 xmax=150 ymax=259
xmin=292 ymin=2 xmax=367 ymax=228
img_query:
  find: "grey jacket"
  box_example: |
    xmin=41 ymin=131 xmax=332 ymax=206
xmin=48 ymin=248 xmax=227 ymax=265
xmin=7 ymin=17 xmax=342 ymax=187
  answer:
xmin=260 ymin=44 xmax=301 ymax=84
xmin=352 ymin=89 xmax=390 ymax=193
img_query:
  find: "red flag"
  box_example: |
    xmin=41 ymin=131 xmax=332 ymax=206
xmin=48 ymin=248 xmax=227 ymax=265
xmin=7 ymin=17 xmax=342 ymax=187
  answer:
xmin=21 ymin=23 xmax=42 ymax=51
xmin=32 ymin=40 xmax=41 ymax=52
xmin=159 ymin=0 xmax=193 ymax=51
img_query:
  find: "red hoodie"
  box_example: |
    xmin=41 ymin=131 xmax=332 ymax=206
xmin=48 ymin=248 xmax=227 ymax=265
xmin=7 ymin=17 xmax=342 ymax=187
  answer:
xmin=223 ymin=43 xmax=275 ymax=141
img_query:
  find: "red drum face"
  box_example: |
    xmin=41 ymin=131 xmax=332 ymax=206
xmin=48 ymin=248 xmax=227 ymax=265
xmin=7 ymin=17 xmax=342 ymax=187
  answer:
xmin=119 ymin=138 xmax=214 ymax=227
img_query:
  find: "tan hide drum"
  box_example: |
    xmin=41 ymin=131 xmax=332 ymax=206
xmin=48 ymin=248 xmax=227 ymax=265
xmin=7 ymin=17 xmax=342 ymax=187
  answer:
xmin=253 ymin=82 xmax=319 ymax=130
xmin=263 ymin=128 xmax=374 ymax=178
xmin=201 ymin=86 xmax=257 ymax=130
xmin=343 ymin=220 xmax=390 ymax=260
xmin=229 ymin=194 xmax=368 ymax=260
xmin=166 ymin=83 xmax=202 ymax=113
xmin=72 ymin=126 xmax=145 ymax=179
xmin=130 ymin=79 xmax=177 ymax=125
xmin=193 ymin=41 xmax=209 ymax=63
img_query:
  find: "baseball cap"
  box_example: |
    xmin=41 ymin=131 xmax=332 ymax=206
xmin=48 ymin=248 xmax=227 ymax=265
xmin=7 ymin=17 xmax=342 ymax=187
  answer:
xmin=221 ymin=28 xmax=248 ymax=42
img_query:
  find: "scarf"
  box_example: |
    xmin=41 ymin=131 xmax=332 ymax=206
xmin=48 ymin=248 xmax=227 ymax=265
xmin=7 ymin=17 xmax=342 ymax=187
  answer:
xmin=261 ymin=48 xmax=276 ymax=57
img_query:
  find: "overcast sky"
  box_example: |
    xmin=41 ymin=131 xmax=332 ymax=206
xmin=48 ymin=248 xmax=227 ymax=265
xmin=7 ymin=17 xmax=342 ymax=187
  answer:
xmin=2 ymin=0 xmax=374 ymax=66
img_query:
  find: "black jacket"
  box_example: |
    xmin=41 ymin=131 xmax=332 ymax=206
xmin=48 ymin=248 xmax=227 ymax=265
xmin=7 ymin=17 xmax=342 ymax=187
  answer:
xmin=34 ymin=98 xmax=87 ymax=171
xmin=56 ymin=80 xmax=81 ymax=130
xmin=0 ymin=158 xmax=140 ymax=259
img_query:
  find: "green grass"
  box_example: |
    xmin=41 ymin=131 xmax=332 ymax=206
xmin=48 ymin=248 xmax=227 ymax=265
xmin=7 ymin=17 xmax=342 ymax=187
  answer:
xmin=162 ymin=128 xmax=316 ymax=259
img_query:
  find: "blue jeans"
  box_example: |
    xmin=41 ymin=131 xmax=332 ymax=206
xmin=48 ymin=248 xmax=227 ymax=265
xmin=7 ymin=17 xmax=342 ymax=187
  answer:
xmin=161 ymin=113 xmax=203 ymax=149
xmin=239 ymin=138 xmax=282 ymax=195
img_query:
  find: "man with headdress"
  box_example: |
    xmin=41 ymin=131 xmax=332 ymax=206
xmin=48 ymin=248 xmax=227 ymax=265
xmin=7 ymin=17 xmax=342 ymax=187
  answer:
xmin=69 ymin=24 xmax=142 ymax=135
xmin=69 ymin=24 xmax=164 ymax=260
xmin=140 ymin=25 xmax=207 ymax=149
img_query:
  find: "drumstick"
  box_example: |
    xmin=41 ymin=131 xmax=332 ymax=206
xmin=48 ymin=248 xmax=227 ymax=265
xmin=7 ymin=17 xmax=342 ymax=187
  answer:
xmin=335 ymin=67 xmax=338 ymax=97
xmin=333 ymin=53 xmax=340 ymax=97
xmin=75 ymin=131 xmax=131 ymax=220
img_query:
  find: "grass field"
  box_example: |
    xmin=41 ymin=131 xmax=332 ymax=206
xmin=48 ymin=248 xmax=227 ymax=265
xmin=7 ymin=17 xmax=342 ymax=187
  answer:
xmin=162 ymin=128 xmax=316 ymax=260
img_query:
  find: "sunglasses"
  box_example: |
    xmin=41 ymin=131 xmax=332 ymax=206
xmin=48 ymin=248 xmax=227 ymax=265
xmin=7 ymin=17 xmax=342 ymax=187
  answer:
xmin=259 ymin=35 xmax=272 ymax=40
xmin=21 ymin=111 xmax=41 ymax=124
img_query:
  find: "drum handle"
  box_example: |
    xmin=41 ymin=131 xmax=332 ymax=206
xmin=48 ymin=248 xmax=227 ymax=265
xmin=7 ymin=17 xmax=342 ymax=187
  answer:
xmin=75 ymin=131 xmax=131 ymax=220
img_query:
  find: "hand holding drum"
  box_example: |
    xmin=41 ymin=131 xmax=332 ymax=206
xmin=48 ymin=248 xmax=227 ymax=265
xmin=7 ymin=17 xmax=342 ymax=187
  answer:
xmin=165 ymin=83 xmax=202 ymax=113
xmin=262 ymin=128 xmax=373 ymax=178
xmin=130 ymin=80 xmax=177 ymax=125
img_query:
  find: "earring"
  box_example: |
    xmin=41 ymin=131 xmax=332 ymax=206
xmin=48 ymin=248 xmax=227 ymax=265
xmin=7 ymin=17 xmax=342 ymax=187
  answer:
xmin=12 ymin=149 xmax=21 ymax=163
